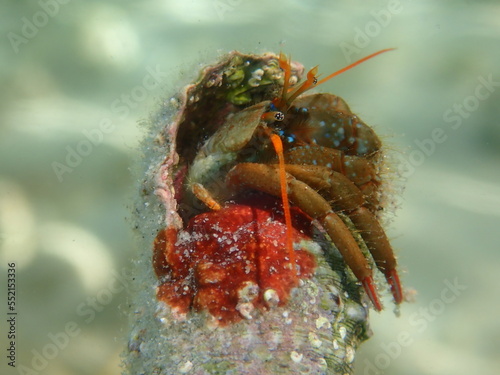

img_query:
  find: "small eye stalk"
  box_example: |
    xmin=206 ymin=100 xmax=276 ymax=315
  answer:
xmin=261 ymin=111 xmax=285 ymax=122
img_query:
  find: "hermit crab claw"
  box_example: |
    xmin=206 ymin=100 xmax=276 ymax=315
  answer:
xmin=362 ymin=276 xmax=383 ymax=311
xmin=386 ymin=268 xmax=404 ymax=305
xmin=363 ymin=269 xmax=404 ymax=312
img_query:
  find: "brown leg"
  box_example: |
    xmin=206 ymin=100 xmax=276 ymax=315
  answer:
xmin=285 ymin=164 xmax=403 ymax=305
xmin=226 ymin=162 xmax=383 ymax=310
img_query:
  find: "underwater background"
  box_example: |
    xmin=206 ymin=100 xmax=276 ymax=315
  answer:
xmin=1 ymin=0 xmax=499 ymax=374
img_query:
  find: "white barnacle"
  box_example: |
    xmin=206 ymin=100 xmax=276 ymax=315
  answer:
xmin=290 ymin=351 xmax=303 ymax=363
xmin=345 ymin=346 xmax=355 ymax=364
xmin=315 ymin=316 xmax=330 ymax=329
xmin=339 ymin=326 xmax=347 ymax=340
xmin=236 ymin=302 xmax=254 ymax=320
xmin=332 ymin=339 xmax=339 ymax=350
xmin=263 ymin=289 xmax=280 ymax=306
xmin=248 ymin=68 xmax=265 ymax=87
xmin=308 ymin=332 xmax=322 ymax=348
xmin=178 ymin=360 xmax=193 ymax=373
xmin=345 ymin=303 xmax=368 ymax=322
xmin=169 ymin=97 xmax=180 ymax=108
xmin=252 ymin=68 xmax=264 ymax=79
xmin=237 ymin=281 xmax=259 ymax=302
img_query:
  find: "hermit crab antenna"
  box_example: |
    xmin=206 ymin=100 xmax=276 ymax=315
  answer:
xmin=269 ymin=133 xmax=297 ymax=282
xmin=316 ymin=48 xmax=396 ymax=86
xmin=274 ymin=48 xmax=395 ymax=112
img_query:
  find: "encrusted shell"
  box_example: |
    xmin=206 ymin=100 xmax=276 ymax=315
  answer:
xmin=125 ymin=52 xmax=373 ymax=375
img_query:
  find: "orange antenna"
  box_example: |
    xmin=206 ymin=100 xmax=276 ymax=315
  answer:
xmin=316 ymin=48 xmax=396 ymax=86
xmin=274 ymin=48 xmax=395 ymax=111
xmin=269 ymin=133 xmax=297 ymax=282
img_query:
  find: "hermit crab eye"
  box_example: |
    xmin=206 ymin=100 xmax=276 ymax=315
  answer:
xmin=274 ymin=112 xmax=285 ymax=121
xmin=261 ymin=111 xmax=285 ymax=122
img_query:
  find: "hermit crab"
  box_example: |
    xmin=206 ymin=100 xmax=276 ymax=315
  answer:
xmin=152 ymin=50 xmax=403 ymax=325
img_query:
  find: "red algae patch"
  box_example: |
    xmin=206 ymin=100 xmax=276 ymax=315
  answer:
xmin=153 ymin=195 xmax=316 ymax=325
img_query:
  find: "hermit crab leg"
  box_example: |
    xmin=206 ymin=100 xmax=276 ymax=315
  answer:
xmin=226 ymin=163 xmax=383 ymax=311
xmin=192 ymin=183 xmax=222 ymax=211
xmin=348 ymin=208 xmax=403 ymax=304
xmin=284 ymin=145 xmax=382 ymax=212
xmin=284 ymin=164 xmax=403 ymax=305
